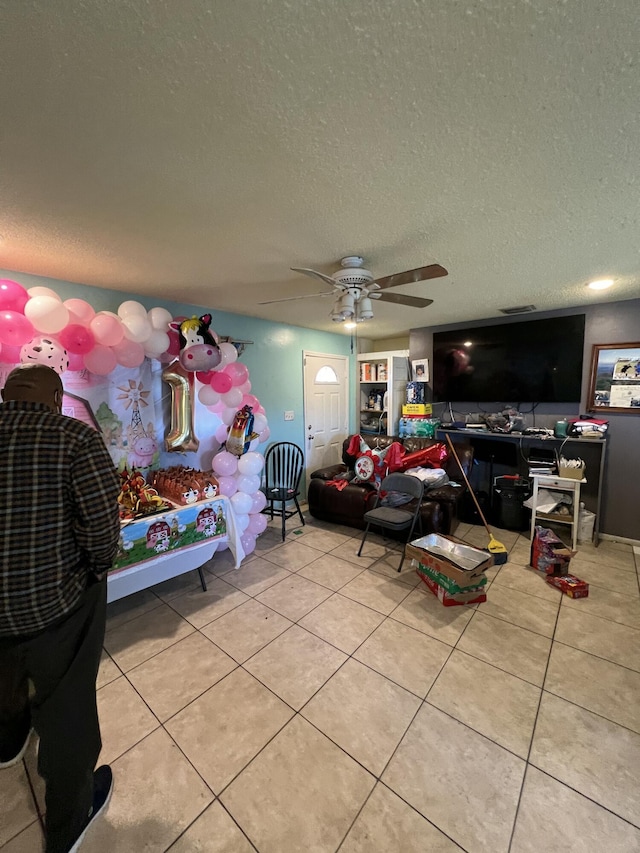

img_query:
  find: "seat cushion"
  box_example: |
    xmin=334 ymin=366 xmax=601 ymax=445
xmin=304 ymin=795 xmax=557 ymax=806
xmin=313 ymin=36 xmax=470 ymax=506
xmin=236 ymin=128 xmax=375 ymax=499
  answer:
xmin=364 ymin=506 xmax=415 ymax=529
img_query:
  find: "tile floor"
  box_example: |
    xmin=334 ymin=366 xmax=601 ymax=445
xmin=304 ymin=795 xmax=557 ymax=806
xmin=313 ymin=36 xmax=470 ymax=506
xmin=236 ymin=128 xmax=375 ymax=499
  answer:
xmin=3 ymin=514 xmax=640 ymax=852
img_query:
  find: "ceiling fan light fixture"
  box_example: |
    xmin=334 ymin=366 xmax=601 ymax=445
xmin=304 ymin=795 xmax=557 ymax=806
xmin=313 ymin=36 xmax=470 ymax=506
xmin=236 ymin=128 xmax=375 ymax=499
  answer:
xmin=340 ymin=292 xmax=355 ymax=318
xmin=330 ymin=299 xmax=344 ymax=322
xmin=359 ymin=297 xmax=373 ymax=320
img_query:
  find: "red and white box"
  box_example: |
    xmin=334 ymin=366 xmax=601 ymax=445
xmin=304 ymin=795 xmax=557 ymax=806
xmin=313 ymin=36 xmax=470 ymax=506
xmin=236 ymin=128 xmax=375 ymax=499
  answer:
xmin=545 ymin=574 xmax=589 ymax=598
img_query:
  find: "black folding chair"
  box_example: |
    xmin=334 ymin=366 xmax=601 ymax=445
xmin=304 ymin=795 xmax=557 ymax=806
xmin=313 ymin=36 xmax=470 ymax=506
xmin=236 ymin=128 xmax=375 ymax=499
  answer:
xmin=262 ymin=442 xmax=305 ymax=541
xmin=357 ymin=472 xmax=424 ymax=571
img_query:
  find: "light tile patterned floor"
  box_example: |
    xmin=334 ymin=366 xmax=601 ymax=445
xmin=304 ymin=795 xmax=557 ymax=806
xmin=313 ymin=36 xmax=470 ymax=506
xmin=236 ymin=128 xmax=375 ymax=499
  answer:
xmin=3 ymin=514 xmax=640 ymax=852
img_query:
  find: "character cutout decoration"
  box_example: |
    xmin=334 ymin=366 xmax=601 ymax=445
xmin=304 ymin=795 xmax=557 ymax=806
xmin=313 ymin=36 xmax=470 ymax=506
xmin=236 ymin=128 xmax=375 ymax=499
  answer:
xmin=169 ymin=314 xmax=221 ymax=373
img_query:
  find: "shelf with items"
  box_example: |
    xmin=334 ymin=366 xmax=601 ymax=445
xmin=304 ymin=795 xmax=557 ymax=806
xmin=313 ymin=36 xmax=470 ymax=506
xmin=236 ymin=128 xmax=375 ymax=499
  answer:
xmin=357 ymin=350 xmax=409 ymax=437
xmin=529 ymin=474 xmax=586 ymax=550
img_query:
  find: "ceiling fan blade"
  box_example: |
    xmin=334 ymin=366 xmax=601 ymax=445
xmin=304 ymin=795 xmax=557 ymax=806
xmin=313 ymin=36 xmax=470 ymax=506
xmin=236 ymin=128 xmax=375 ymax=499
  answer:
xmin=378 ymin=292 xmax=434 ymax=308
xmin=291 ymin=267 xmax=338 ymax=288
xmin=371 ymin=263 xmax=448 ymax=291
xmin=258 ymin=291 xmax=334 ymax=305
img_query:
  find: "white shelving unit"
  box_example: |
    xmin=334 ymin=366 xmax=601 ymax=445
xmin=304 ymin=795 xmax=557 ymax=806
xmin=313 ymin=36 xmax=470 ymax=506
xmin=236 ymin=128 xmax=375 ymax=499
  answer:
xmin=529 ymin=473 xmax=586 ymax=551
xmin=357 ymin=350 xmax=409 ymax=437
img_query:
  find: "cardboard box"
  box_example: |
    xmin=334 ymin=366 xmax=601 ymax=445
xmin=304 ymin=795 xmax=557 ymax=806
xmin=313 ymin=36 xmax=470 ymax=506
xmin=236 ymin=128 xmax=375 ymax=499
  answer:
xmin=415 ymin=561 xmax=487 ymax=595
xmin=558 ymin=465 xmax=586 ymax=480
xmin=545 ymin=574 xmax=589 ymax=598
xmin=530 ymin=526 xmax=576 ymax=575
xmin=417 ymin=570 xmax=487 ymax=606
xmin=406 ymin=536 xmax=492 ymax=588
xmin=403 ymin=403 xmax=430 ymax=415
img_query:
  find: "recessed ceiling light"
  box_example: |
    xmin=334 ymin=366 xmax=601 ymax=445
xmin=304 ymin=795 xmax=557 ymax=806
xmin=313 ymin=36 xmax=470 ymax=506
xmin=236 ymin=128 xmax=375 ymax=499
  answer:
xmin=588 ymin=279 xmax=614 ymax=290
xmin=463 ymin=340 xmax=473 ymax=347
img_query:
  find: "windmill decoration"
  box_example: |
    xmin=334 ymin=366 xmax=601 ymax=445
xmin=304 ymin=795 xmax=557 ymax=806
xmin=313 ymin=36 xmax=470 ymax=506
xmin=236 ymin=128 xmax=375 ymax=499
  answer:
xmin=117 ymin=379 xmax=158 ymax=469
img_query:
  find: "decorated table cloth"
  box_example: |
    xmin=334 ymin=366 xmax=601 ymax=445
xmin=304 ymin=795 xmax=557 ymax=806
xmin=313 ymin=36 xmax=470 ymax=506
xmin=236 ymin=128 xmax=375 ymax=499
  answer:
xmin=107 ymin=495 xmax=244 ymax=602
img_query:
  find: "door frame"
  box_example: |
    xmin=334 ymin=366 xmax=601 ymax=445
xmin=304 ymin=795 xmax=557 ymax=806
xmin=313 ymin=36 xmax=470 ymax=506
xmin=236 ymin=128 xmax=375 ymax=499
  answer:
xmin=302 ymin=350 xmax=350 ymax=479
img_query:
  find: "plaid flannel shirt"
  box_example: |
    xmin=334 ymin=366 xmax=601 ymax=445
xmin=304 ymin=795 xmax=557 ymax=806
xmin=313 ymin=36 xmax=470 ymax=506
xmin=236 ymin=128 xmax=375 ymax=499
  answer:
xmin=0 ymin=401 xmax=120 ymax=636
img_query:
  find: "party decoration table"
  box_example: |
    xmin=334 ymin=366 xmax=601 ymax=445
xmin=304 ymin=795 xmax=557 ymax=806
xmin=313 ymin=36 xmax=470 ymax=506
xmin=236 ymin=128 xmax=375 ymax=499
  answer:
xmin=107 ymin=494 xmax=244 ymax=603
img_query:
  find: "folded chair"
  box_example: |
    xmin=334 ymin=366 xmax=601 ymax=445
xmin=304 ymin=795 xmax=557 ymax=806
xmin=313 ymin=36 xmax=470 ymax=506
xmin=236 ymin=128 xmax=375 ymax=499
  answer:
xmin=357 ymin=472 xmax=424 ymax=571
xmin=262 ymin=442 xmax=306 ymax=541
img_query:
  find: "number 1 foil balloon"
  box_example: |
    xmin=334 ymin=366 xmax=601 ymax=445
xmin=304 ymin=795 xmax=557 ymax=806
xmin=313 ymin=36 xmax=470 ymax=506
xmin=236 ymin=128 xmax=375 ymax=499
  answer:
xmin=162 ymin=359 xmax=199 ymax=452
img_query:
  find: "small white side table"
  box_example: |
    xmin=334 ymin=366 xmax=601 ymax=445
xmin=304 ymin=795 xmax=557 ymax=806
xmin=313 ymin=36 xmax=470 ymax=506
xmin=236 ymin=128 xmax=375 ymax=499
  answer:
xmin=529 ymin=474 xmax=587 ymax=550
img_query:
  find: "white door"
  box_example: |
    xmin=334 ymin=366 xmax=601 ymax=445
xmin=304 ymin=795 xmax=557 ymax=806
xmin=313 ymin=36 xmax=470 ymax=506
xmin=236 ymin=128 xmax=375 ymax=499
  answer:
xmin=303 ymin=352 xmax=349 ymax=482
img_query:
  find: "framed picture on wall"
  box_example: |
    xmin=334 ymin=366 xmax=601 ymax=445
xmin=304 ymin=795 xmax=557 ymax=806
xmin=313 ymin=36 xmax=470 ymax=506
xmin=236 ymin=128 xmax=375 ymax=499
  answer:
xmin=411 ymin=358 xmax=429 ymax=382
xmin=587 ymin=343 xmax=640 ymax=413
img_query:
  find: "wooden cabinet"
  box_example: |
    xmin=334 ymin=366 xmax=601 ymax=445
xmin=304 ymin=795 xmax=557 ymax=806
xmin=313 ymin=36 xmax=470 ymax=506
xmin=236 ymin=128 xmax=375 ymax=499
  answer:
xmin=357 ymin=350 xmax=409 ymax=437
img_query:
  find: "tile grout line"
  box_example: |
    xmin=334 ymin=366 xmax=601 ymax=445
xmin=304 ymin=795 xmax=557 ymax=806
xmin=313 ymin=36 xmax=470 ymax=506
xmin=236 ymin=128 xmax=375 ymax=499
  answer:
xmin=507 ymin=587 xmax=563 ymax=853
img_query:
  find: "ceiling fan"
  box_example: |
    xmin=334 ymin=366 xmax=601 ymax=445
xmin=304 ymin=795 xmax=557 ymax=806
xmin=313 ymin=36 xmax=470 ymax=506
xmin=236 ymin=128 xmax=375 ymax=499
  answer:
xmin=258 ymin=256 xmax=448 ymax=323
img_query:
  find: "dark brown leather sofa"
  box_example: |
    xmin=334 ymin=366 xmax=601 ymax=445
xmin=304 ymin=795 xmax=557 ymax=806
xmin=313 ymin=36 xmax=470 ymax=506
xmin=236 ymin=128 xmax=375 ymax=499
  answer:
xmin=308 ymin=435 xmax=474 ymax=537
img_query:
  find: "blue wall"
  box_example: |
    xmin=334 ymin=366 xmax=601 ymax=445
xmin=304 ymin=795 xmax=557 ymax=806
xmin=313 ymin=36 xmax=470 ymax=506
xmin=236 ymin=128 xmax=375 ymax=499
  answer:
xmin=0 ymin=269 xmax=357 ymax=460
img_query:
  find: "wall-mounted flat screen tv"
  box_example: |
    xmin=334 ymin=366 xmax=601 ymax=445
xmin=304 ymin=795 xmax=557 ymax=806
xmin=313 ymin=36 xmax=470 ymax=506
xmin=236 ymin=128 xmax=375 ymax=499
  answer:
xmin=432 ymin=314 xmax=585 ymax=403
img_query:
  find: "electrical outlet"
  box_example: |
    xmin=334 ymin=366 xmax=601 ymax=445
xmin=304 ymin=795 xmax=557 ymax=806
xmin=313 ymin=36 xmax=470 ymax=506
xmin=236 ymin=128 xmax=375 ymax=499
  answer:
xmin=284 ymin=410 xmax=294 ymax=421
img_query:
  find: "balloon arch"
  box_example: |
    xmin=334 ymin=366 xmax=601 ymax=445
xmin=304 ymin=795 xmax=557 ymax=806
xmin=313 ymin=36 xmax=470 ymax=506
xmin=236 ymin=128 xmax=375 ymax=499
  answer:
xmin=0 ymin=279 xmax=271 ymax=555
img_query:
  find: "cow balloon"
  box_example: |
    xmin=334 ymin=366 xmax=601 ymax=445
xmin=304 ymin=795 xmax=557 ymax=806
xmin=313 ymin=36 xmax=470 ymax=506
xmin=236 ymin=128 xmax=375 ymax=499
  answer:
xmin=169 ymin=314 xmax=221 ymax=372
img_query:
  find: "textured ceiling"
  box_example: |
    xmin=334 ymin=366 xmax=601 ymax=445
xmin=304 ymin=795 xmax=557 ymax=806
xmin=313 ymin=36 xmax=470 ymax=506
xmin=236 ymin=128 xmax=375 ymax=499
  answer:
xmin=0 ymin=0 xmax=638 ymax=338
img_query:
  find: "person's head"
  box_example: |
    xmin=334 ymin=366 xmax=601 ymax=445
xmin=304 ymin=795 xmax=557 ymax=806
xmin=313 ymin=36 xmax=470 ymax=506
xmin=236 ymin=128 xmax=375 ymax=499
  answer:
xmin=1 ymin=364 xmax=63 ymax=412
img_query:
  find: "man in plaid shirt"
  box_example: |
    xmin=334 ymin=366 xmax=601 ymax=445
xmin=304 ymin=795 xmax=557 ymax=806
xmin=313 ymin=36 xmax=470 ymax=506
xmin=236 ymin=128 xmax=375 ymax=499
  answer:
xmin=0 ymin=364 xmax=120 ymax=853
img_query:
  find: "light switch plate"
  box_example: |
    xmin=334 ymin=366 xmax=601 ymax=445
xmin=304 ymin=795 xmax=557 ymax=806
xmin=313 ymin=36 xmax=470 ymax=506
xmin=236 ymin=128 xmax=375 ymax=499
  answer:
xmin=284 ymin=411 xmax=294 ymax=421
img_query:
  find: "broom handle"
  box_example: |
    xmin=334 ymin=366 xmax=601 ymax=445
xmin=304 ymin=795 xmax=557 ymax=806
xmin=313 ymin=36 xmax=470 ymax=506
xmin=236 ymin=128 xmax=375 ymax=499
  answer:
xmin=445 ymin=434 xmax=492 ymax=537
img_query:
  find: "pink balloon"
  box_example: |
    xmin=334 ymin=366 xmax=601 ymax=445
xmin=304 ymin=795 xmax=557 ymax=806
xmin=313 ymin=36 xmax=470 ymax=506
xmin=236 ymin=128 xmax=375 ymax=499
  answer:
xmin=0 ymin=311 xmax=35 ymax=346
xmin=0 ymin=344 xmax=22 ymax=364
xmin=240 ymin=532 xmax=256 ymax=556
xmin=250 ymin=491 xmax=267 ymax=513
xmin=83 ymin=344 xmax=117 ymax=375
xmin=90 ymin=312 xmax=124 ymax=347
xmin=112 ymin=338 xmax=145 ymax=368
xmin=256 ymin=405 xmax=266 ymax=415
xmin=0 ymin=280 xmax=29 ymax=313
xmin=58 ymin=323 xmax=95 ymax=355
xmin=241 ymin=394 xmax=260 ymax=410
xmin=63 ymin=298 xmax=95 ymax=325
xmin=217 ymin=475 xmax=237 ymax=497
xmin=67 ymin=351 xmax=86 ymax=371
xmin=224 ymin=362 xmax=249 ymax=386
xmin=247 ymin=513 xmax=268 ymax=536
xmin=210 ymin=371 xmax=232 ymax=394
xmin=196 ymin=370 xmax=215 ymax=384
xmin=214 ymin=423 xmax=229 ymax=444
xmin=212 ymin=450 xmax=238 ymax=477
xmin=239 ymin=380 xmax=252 ymax=394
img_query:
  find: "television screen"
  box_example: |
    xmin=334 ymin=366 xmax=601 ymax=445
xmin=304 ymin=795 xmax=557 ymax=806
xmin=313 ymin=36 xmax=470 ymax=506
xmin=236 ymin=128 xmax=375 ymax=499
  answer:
xmin=432 ymin=314 xmax=585 ymax=404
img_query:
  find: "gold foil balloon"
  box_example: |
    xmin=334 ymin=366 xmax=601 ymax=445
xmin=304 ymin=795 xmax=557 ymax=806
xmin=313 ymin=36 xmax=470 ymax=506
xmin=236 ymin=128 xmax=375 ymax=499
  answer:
xmin=162 ymin=359 xmax=199 ymax=452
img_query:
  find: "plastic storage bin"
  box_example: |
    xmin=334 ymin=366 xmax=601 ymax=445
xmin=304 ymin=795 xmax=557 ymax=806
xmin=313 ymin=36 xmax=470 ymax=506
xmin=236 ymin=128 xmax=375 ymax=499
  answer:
xmin=578 ymin=507 xmax=596 ymax=543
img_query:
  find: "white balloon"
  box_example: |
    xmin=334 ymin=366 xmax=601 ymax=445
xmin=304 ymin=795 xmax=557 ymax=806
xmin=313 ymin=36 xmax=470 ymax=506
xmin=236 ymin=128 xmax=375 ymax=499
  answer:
xmin=218 ymin=342 xmax=238 ymax=367
xmin=122 ymin=314 xmax=152 ymax=343
xmin=238 ymin=451 xmax=264 ymax=476
xmin=220 ymin=406 xmax=236 ymax=425
xmin=237 ymin=473 xmax=260 ymax=494
xmin=222 ymin=387 xmax=243 ymax=408
xmin=27 ymin=286 xmax=61 ymax=301
xmin=239 ymin=380 xmax=252 ymax=394
xmin=234 ymin=512 xmax=250 ymax=533
xmin=118 ymin=300 xmax=147 ymax=319
xmin=253 ymin=412 xmax=268 ymax=434
xmin=25 ymin=296 xmax=69 ymax=334
xmin=143 ymin=328 xmax=170 ymax=356
xmin=231 ymin=491 xmax=253 ymax=515
xmin=198 ymin=384 xmax=221 ymax=406
xmin=147 ymin=306 xmax=173 ymax=330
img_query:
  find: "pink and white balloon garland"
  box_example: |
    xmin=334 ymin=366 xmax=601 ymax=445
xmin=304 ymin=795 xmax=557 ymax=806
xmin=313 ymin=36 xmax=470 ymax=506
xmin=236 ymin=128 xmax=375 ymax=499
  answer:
xmin=0 ymin=281 xmax=272 ymax=551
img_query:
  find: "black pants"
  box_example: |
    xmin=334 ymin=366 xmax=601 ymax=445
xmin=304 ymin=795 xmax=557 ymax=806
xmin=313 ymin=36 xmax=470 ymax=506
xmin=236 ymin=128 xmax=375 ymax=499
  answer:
xmin=0 ymin=576 xmax=107 ymax=853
